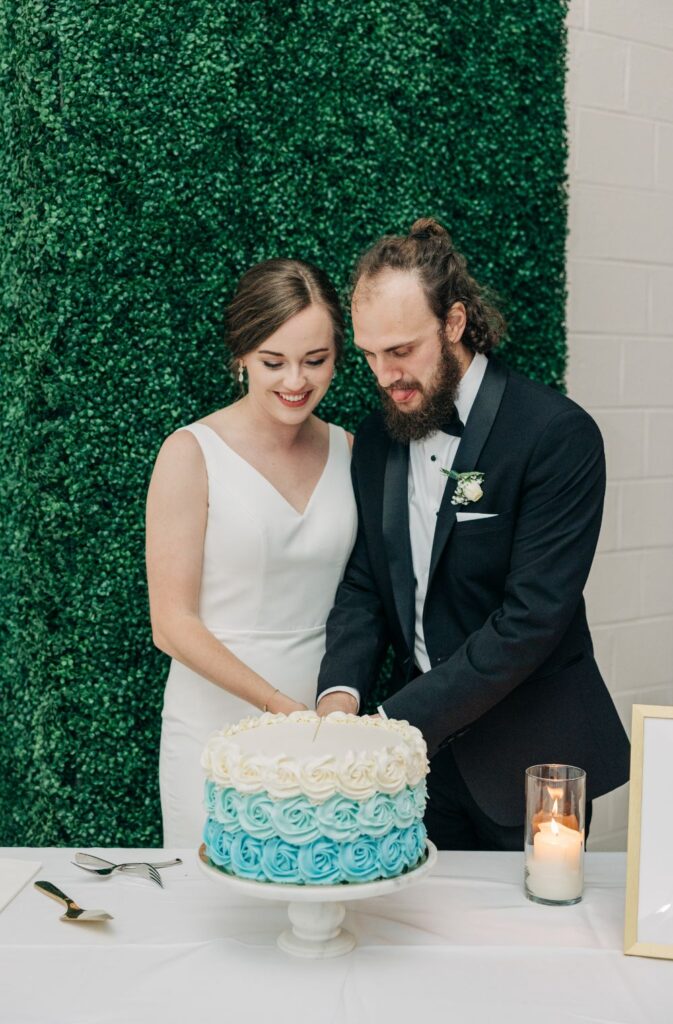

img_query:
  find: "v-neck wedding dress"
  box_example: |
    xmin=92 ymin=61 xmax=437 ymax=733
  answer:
xmin=159 ymin=421 xmax=357 ymax=846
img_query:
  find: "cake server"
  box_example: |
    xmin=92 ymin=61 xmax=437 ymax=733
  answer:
xmin=34 ymin=880 xmax=113 ymax=922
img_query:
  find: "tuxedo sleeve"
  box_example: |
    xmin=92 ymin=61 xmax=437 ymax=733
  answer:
xmin=316 ymin=441 xmax=390 ymax=706
xmin=381 ymin=407 xmax=606 ymax=757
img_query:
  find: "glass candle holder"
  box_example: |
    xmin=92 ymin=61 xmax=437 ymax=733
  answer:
xmin=524 ymin=764 xmax=586 ymax=906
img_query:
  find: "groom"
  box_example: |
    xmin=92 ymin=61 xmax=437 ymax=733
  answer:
xmin=316 ymin=220 xmax=630 ymax=850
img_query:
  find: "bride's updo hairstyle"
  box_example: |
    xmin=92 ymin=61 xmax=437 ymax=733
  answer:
xmin=353 ymin=218 xmax=505 ymax=354
xmin=226 ymin=259 xmax=344 ymax=366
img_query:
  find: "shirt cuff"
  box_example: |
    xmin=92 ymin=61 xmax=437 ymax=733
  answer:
xmin=317 ymin=686 xmax=360 ymax=713
xmin=376 ymin=704 xmax=388 ymax=719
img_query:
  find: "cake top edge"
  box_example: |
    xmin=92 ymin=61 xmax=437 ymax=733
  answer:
xmin=200 ymin=710 xmax=429 ymax=798
xmin=207 ymin=709 xmax=425 ymax=746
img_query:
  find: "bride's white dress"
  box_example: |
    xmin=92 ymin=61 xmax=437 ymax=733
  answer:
xmin=159 ymin=421 xmax=357 ymax=847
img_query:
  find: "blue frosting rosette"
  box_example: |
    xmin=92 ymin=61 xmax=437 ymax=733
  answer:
xmin=315 ymin=793 xmax=360 ymax=842
xmin=297 ymin=837 xmax=342 ymax=884
xmin=204 ymin=780 xmax=217 ymax=816
xmin=237 ymin=792 xmax=276 ymax=839
xmin=270 ymin=796 xmax=320 ymax=845
xmin=203 ymin=818 xmax=234 ymax=868
xmin=203 ymin=816 xmax=220 ymax=851
xmin=378 ymin=828 xmax=407 ymax=877
xmin=392 ymin=788 xmax=418 ymax=829
xmin=404 ymin=821 xmax=427 ymax=867
xmin=261 ymin=837 xmax=302 ymax=883
xmin=355 ymin=791 xmax=396 ymax=838
xmin=230 ymin=832 xmax=266 ymax=880
xmin=338 ymin=835 xmax=381 ymax=882
xmin=215 ymin=787 xmax=242 ymax=830
xmin=411 ymin=781 xmax=428 ymax=815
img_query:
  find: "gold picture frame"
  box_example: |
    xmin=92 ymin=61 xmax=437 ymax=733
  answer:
xmin=624 ymin=704 xmax=673 ymax=960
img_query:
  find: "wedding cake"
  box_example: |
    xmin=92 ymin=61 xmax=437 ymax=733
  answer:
xmin=200 ymin=711 xmax=429 ymax=885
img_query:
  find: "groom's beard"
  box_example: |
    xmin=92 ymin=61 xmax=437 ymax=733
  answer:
xmin=379 ymin=340 xmax=463 ymax=444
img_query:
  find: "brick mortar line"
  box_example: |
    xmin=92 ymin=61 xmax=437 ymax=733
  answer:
xmin=570 ymin=180 xmax=673 ymax=197
xmin=590 ymin=615 xmax=673 ymax=628
xmin=568 ymin=24 xmax=673 ymax=59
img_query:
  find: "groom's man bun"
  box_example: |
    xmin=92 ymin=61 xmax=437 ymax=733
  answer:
xmin=353 ymin=217 xmax=506 ymax=355
xmin=408 ymin=217 xmax=450 ymax=241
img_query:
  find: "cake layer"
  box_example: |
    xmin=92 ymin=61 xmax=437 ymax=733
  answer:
xmin=201 ymin=711 xmax=430 ymax=887
xmin=203 ymin=816 xmax=427 ymax=884
xmin=204 ymin=780 xmax=428 ymax=843
xmin=201 ymin=710 xmax=428 ymax=801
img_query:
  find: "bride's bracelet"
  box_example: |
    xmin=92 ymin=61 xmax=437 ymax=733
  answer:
xmin=262 ymin=688 xmax=280 ymax=713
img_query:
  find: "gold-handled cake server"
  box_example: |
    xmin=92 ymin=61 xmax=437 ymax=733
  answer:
xmin=34 ymin=880 xmax=114 ymax=922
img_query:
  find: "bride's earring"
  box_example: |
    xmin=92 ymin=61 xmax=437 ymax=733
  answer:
xmin=238 ymin=362 xmax=246 ymax=385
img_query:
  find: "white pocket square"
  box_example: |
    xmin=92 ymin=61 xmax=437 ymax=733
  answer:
xmin=455 ymin=512 xmax=498 ymax=522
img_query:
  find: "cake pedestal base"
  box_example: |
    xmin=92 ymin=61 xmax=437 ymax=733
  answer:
xmin=279 ymin=900 xmax=353 ymax=957
xmin=198 ymin=840 xmax=438 ymax=959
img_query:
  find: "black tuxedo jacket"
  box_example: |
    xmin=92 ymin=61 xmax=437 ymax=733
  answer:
xmin=317 ymin=356 xmax=630 ymax=826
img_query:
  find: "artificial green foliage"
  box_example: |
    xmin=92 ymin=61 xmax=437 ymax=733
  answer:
xmin=0 ymin=1 xmax=569 ymax=845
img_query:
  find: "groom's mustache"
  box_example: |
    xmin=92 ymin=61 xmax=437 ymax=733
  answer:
xmin=381 ymin=380 xmax=423 ymax=394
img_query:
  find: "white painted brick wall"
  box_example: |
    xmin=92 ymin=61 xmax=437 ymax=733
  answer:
xmin=567 ymin=0 xmax=673 ymax=851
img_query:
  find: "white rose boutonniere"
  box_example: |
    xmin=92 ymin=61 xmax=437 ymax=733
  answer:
xmin=440 ymin=468 xmax=485 ymax=506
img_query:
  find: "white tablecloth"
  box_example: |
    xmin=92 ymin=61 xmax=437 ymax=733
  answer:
xmin=0 ymin=848 xmax=669 ymax=1024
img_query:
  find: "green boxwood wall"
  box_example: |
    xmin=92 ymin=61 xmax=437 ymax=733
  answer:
xmin=0 ymin=1 xmax=569 ymax=845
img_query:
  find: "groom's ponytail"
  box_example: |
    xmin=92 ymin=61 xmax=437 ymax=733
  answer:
xmin=408 ymin=217 xmax=449 ymax=242
xmin=352 ymin=218 xmax=505 ymax=355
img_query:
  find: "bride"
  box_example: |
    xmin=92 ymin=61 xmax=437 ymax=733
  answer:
xmin=146 ymin=259 xmax=357 ymax=846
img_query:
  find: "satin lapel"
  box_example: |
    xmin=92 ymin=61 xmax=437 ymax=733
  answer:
xmin=382 ymin=440 xmax=415 ymax=654
xmin=427 ymin=357 xmax=509 ymax=586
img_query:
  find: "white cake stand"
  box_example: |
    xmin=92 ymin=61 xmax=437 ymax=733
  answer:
xmin=198 ymin=840 xmax=437 ymax=958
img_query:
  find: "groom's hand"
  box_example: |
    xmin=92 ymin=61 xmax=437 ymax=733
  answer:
xmin=316 ymin=692 xmax=359 ymax=717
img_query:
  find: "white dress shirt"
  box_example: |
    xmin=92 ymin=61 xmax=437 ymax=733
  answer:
xmin=408 ymin=351 xmax=488 ymax=671
xmin=319 ymin=352 xmax=489 ymax=714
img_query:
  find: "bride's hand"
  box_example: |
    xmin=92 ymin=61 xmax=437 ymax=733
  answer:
xmin=268 ymin=693 xmax=308 ymax=715
xmin=286 ymin=699 xmax=309 ymax=713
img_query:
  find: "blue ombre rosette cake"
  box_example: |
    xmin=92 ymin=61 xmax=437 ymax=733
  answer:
xmin=200 ymin=711 xmax=429 ymax=885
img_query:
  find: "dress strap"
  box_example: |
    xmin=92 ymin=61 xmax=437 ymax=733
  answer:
xmin=329 ymin=423 xmax=352 ymax=461
xmin=177 ymin=423 xmax=227 ymax=481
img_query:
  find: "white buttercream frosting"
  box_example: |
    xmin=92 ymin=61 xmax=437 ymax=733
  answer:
xmin=201 ymin=711 xmax=429 ymax=804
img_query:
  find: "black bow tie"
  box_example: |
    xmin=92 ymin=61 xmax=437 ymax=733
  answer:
xmin=439 ymin=409 xmax=464 ymax=437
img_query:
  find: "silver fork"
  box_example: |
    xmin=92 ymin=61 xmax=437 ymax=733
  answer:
xmin=75 ymin=853 xmax=182 ymax=871
xmin=72 ymin=855 xmax=167 ymax=888
xmin=72 ymin=861 xmax=164 ymax=887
